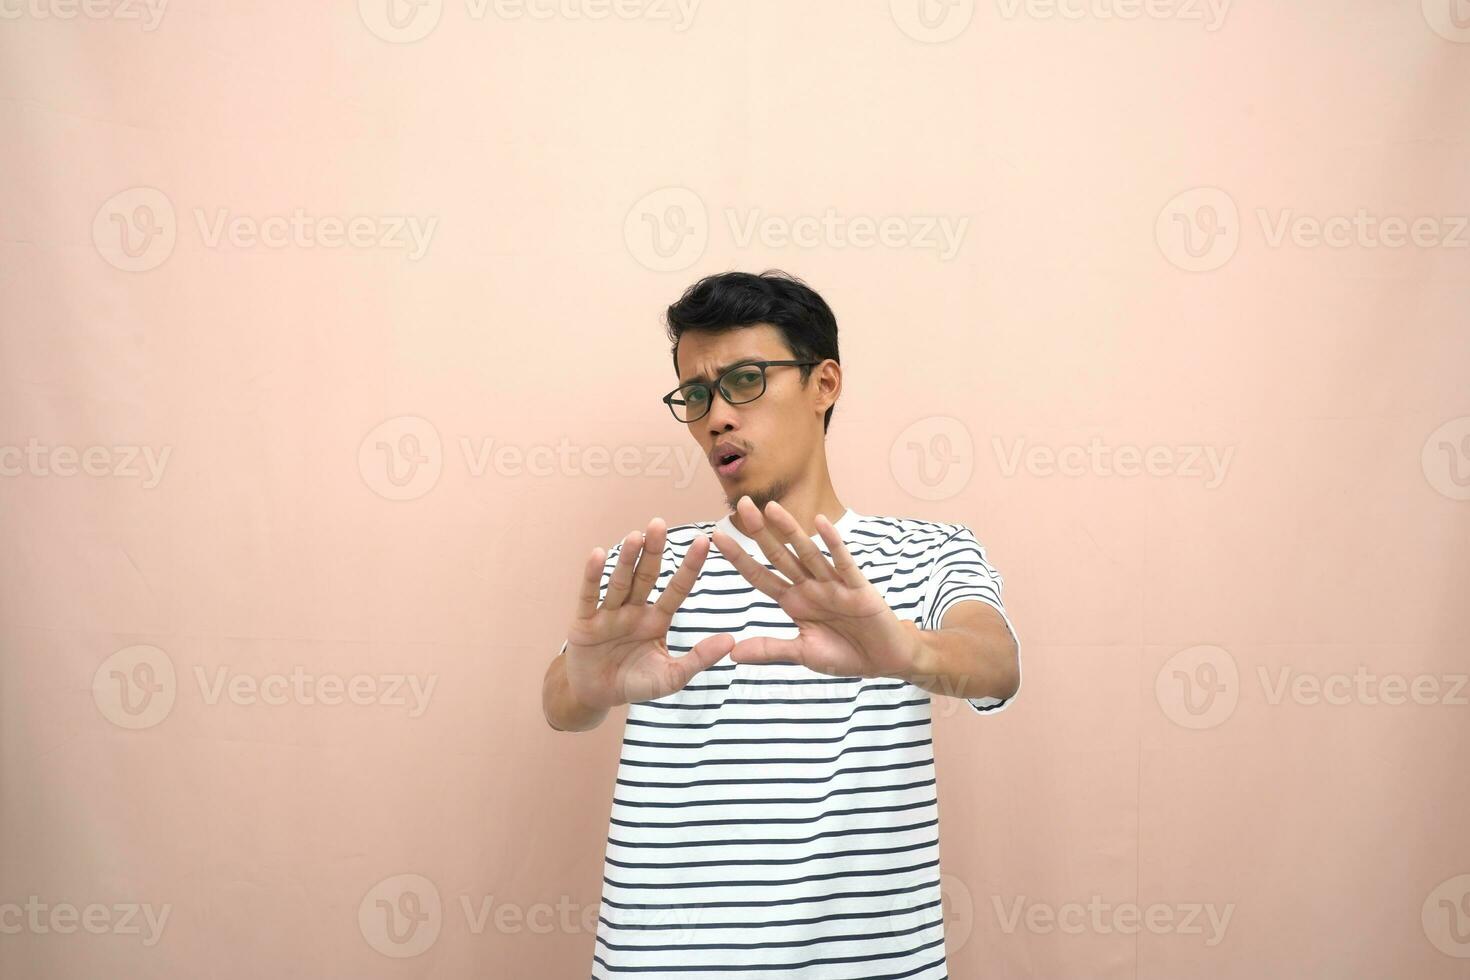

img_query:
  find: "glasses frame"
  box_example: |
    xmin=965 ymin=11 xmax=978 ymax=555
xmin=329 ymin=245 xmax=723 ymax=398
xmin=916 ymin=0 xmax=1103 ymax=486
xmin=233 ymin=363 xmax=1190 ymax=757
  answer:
xmin=662 ymin=359 xmax=821 ymax=423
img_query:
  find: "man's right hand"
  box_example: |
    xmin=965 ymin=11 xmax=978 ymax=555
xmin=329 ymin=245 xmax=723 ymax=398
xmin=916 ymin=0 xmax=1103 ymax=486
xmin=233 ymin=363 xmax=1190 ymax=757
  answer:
xmin=562 ymin=517 xmax=735 ymax=711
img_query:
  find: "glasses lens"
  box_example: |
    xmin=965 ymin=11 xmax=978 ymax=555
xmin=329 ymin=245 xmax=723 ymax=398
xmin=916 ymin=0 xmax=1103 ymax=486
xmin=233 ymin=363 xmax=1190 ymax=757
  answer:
xmin=670 ymin=384 xmax=712 ymax=421
xmin=721 ymin=364 xmax=766 ymax=403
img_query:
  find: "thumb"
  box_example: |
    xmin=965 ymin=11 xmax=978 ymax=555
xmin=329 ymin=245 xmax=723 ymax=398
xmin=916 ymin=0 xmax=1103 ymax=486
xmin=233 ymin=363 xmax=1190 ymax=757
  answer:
xmin=675 ymin=633 xmax=735 ymax=686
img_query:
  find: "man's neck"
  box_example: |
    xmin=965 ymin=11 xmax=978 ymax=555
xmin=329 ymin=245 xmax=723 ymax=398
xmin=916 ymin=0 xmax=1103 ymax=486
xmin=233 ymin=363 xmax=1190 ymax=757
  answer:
xmin=729 ymin=487 xmax=846 ymax=540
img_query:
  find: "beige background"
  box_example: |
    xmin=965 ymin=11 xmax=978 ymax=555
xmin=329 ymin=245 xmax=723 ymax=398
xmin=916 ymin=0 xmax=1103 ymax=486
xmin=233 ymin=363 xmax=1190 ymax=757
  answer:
xmin=3 ymin=1 xmax=1469 ymax=977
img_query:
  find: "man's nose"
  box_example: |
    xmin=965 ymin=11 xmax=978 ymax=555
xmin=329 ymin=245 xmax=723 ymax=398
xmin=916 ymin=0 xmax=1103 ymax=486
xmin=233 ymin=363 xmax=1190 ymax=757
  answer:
xmin=705 ymin=390 xmax=740 ymax=432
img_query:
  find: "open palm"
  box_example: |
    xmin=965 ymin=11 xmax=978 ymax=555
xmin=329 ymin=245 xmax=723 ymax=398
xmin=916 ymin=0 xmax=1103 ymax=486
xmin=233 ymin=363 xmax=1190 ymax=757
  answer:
xmin=710 ymin=497 xmax=918 ymax=679
xmin=564 ymin=519 xmax=734 ymax=709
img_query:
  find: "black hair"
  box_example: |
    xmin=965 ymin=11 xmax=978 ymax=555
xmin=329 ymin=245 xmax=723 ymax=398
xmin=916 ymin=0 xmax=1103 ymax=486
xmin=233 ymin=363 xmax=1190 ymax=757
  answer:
xmin=664 ymin=269 xmax=841 ymax=434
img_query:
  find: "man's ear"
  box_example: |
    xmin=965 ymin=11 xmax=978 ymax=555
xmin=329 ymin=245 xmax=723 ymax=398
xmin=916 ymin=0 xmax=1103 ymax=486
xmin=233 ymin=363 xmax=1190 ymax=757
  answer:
xmin=815 ymin=361 xmax=841 ymax=410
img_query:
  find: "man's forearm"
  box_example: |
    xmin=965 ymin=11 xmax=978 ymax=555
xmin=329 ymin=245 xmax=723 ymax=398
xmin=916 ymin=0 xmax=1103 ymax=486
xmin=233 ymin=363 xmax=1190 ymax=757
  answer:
xmin=542 ymin=648 xmax=612 ymax=732
xmin=889 ymin=616 xmax=1020 ymax=703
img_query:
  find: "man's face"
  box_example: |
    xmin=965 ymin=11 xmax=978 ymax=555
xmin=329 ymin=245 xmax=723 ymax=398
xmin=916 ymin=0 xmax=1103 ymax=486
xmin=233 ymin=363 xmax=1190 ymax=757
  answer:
xmin=673 ymin=323 xmax=833 ymax=513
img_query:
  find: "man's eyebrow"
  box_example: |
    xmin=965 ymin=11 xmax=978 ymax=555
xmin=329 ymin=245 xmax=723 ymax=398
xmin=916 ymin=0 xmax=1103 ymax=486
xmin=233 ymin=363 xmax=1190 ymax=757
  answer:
xmin=681 ymin=357 xmax=765 ymax=385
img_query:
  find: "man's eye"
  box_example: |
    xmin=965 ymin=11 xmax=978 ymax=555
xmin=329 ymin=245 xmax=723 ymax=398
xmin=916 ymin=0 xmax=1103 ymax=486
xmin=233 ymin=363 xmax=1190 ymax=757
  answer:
xmin=685 ymin=388 xmax=709 ymax=402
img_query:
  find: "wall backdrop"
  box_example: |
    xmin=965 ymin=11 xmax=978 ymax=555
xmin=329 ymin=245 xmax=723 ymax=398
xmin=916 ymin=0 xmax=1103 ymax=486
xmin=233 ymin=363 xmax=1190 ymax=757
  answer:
xmin=3 ymin=2 xmax=1468 ymax=977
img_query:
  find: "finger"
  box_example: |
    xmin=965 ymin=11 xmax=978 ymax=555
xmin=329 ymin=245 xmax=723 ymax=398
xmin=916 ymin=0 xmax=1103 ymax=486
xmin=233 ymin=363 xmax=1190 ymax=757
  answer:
xmin=574 ymin=546 xmax=608 ymax=620
xmin=737 ymin=496 xmax=810 ymax=584
xmin=711 ymin=528 xmax=792 ymax=600
xmin=627 ymin=517 xmax=667 ymax=606
xmin=654 ymin=534 xmax=710 ymax=618
xmin=765 ymin=500 xmax=837 ymax=582
xmin=671 ymin=632 xmax=736 ymax=688
xmin=601 ymin=529 xmax=644 ymax=609
xmin=815 ymin=512 xmax=869 ymax=590
xmin=728 ymin=635 xmax=803 ymax=667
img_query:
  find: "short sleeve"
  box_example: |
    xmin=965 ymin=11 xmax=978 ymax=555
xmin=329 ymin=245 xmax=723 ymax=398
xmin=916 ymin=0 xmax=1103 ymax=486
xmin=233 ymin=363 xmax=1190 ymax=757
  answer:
xmin=919 ymin=525 xmax=1021 ymax=715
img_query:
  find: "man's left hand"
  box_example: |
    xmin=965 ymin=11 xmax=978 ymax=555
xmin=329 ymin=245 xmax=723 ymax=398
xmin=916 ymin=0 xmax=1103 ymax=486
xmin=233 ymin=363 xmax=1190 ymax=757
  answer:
xmin=709 ymin=496 xmax=919 ymax=679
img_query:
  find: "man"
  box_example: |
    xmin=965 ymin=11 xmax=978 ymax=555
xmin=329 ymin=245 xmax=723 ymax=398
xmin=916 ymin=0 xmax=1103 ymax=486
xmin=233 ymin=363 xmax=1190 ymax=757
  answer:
xmin=541 ymin=270 xmax=1022 ymax=978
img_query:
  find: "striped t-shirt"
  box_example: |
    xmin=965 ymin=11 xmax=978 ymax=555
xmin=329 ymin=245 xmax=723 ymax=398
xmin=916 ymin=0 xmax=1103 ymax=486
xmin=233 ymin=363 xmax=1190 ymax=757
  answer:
xmin=576 ymin=507 xmax=1021 ymax=979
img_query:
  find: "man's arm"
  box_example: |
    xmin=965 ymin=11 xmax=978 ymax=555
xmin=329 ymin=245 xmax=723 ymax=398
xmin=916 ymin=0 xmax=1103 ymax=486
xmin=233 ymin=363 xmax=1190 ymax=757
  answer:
xmin=542 ymin=641 xmax=612 ymax=732
xmin=889 ymin=600 xmax=1020 ymax=704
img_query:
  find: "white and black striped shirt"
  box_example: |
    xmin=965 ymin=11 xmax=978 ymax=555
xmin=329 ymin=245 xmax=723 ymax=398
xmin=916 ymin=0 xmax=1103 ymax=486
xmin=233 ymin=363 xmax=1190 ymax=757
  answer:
xmin=576 ymin=507 xmax=1021 ymax=978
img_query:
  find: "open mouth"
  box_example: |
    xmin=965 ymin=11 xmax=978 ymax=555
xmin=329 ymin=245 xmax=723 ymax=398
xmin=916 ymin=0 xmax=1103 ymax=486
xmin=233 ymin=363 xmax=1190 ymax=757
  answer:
xmin=715 ymin=450 xmax=746 ymax=477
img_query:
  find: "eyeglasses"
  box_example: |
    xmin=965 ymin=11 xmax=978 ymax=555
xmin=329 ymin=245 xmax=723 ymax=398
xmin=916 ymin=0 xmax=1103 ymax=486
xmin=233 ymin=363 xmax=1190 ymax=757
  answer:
xmin=662 ymin=359 xmax=820 ymax=423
